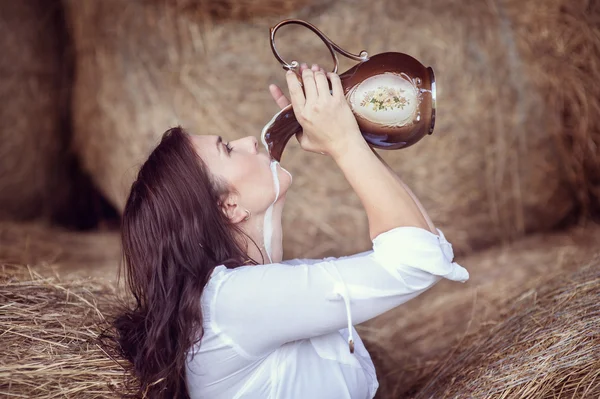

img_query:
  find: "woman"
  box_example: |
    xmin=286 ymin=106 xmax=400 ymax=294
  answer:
xmin=114 ymin=63 xmax=469 ymax=399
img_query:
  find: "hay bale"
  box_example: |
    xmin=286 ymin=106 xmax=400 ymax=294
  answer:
xmin=64 ymin=0 xmax=597 ymax=259
xmin=373 ymin=0 xmax=600 ymax=252
xmin=2 ymin=228 xmax=598 ymax=398
xmin=359 ymin=223 xmax=600 ymax=398
xmin=0 ymin=263 xmax=135 ymax=398
xmin=0 ymin=221 xmax=121 ymax=282
xmin=0 ymin=0 xmax=71 ymax=220
xmin=502 ymin=0 xmax=600 ymax=218
xmin=163 ymin=0 xmax=325 ymax=20
xmin=408 ymin=260 xmax=600 ymax=399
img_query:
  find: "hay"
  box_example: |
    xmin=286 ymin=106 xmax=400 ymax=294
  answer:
xmin=359 ymin=223 xmax=600 ymax=398
xmin=501 ymin=0 xmax=600 ymax=217
xmin=408 ymin=259 xmax=600 ymax=399
xmin=1 ymin=226 xmax=599 ymax=398
xmin=0 ymin=0 xmax=71 ymax=221
xmin=64 ymin=0 xmax=599 ymax=259
xmin=374 ymin=0 xmax=600 ymax=252
xmin=0 ymin=221 xmax=121 ymax=282
xmin=161 ymin=0 xmax=325 ymax=20
xmin=0 ymin=263 xmax=136 ymax=398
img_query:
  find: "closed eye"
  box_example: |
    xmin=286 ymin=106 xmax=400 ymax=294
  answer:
xmin=225 ymin=142 xmax=233 ymax=154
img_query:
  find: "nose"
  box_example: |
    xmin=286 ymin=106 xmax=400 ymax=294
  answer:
xmin=231 ymin=136 xmax=258 ymax=154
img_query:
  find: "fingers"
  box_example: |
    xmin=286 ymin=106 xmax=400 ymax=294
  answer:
xmin=310 ymin=64 xmax=325 ymax=74
xmin=284 ymin=63 xmax=336 ymax=114
xmin=312 ymin=65 xmax=330 ymax=97
xmin=301 ymin=67 xmax=318 ymax=102
xmin=286 ymin=70 xmax=306 ymax=111
xmin=328 ymin=72 xmax=343 ymax=99
xmin=269 ymin=63 xmax=309 ymax=110
xmin=269 ymin=84 xmax=291 ymax=109
xmin=295 ymin=131 xmax=304 ymax=145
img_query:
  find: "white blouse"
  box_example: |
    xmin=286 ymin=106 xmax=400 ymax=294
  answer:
xmin=185 ymin=227 xmax=469 ymax=399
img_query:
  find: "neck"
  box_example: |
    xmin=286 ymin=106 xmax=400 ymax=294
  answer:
xmin=242 ymin=196 xmax=285 ymax=264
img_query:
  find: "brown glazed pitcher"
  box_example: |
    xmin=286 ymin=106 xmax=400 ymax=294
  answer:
xmin=261 ymin=19 xmax=436 ymax=162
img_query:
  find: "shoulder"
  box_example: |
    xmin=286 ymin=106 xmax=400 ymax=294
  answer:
xmin=201 ymin=265 xmax=232 ymax=311
xmin=203 ymin=263 xmax=294 ymax=298
xmin=280 ymin=257 xmax=335 ymax=266
xmin=282 ymin=251 xmax=374 ymax=266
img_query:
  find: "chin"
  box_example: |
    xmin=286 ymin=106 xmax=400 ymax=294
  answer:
xmin=277 ymin=164 xmax=293 ymax=193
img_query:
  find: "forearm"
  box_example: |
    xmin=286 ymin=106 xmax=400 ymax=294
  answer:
xmin=371 ymin=149 xmax=437 ymax=234
xmin=333 ymin=137 xmax=433 ymax=240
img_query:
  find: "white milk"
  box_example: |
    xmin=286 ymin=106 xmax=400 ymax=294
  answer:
xmin=260 ymin=128 xmax=292 ymax=263
xmin=262 ymin=161 xmax=279 ymax=263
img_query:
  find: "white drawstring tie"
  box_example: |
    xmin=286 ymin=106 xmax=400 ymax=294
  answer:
xmin=327 ymin=265 xmax=355 ymax=353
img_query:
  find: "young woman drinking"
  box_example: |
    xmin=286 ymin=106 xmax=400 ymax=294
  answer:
xmin=114 ymin=63 xmax=469 ymax=399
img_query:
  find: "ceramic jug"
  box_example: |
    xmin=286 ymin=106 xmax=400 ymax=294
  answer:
xmin=261 ymin=19 xmax=436 ymax=161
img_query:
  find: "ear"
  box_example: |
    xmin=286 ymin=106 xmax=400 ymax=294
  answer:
xmin=221 ymin=193 xmax=248 ymax=224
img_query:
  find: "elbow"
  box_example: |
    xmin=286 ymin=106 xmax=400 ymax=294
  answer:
xmin=369 ymin=219 xmax=430 ymax=242
xmin=378 ymin=261 xmax=445 ymax=292
xmin=372 ymin=227 xmax=469 ymax=283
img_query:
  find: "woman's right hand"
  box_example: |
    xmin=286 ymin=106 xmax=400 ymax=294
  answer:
xmin=285 ymin=64 xmax=363 ymax=159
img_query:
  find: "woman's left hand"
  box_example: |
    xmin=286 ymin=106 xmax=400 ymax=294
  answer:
xmin=269 ymin=63 xmax=322 ymax=109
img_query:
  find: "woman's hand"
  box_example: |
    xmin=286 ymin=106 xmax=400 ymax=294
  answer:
xmin=279 ymin=64 xmax=362 ymax=159
xmin=269 ymin=63 xmax=311 ymax=109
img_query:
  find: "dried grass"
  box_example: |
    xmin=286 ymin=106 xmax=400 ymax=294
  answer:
xmin=360 ymin=223 xmax=600 ymax=398
xmin=0 ymin=224 xmax=599 ymax=398
xmin=63 ymin=0 xmax=600 ymax=260
xmin=406 ymin=259 xmax=600 ymax=399
xmin=0 ymin=263 xmax=135 ymax=398
xmin=502 ymin=0 xmax=600 ymax=218
xmin=0 ymin=0 xmax=71 ymax=221
xmin=159 ymin=0 xmax=325 ymax=20
xmin=0 ymin=221 xmax=121 ymax=282
xmin=374 ymin=0 xmax=600 ymax=252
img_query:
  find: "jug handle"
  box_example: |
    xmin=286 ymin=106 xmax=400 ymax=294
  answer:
xmin=269 ymin=19 xmax=369 ymax=74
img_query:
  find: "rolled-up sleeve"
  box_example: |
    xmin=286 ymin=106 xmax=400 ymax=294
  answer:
xmin=211 ymin=227 xmax=469 ymax=358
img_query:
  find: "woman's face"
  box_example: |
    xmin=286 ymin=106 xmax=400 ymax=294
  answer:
xmin=189 ymin=134 xmax=292 ymax=216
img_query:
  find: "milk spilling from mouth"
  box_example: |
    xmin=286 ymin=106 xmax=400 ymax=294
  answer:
xmin=261 ymin=133 xmax=292 ymax=263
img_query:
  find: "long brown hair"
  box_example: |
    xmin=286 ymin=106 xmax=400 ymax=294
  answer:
xmin=113 ymin=127 xmax=252 ymax=398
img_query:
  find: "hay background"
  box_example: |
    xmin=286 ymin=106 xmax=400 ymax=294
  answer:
xmin=0 ymin=0 xmax=70 ymax=220
xmin=0 ymin=221 xmax=121 ymax=283
xmin=0 ymin=263 xmax=135 ymax=398
xmin=63 ymin=0 xmax=600 ymax=259
xmin=161 ymin=0 xmax=326 ymax=20
xmin=407 ymin=259 xmax=600 ymax=398
xmin=360 ymin=223 xmax=600 ymax=397
xmin=1 ymin=0 xmax=600 ymax=397
xmin=2 ymin=223 xmax=599 ymax=398
xmin=0 ymin=0 xmax=122 ymax=230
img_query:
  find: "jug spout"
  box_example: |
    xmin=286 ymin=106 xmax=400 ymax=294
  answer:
xmin=260 ymin=105 xmax=302 ymax=162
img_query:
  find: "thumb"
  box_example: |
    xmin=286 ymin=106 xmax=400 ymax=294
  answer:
xmin=295 ymin=131 xmax=319 ymax=154
xmin=295 ymin=131 xmax=304 ymax=145
xmin=269 ymin=84 xmax=291 ymax=109
xmin=296 ymin=131 xmax=313 ymax=150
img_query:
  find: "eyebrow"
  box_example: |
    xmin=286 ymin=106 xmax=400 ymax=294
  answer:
xmin=216 ymin=136 xmax=223 ymax=154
